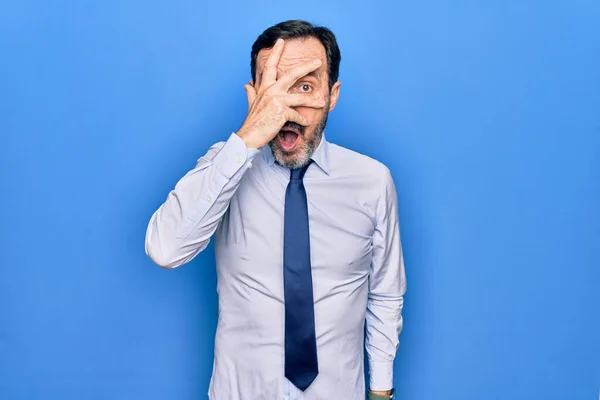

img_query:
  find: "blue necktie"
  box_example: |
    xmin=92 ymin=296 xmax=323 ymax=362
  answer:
xmin=283 ymin=161 xmax=318 ymax=391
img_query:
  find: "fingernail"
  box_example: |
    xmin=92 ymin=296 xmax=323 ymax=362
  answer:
xmin=276 ymin=38 xmax=283 ymax=45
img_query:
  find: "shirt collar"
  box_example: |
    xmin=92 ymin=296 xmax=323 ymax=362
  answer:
xmin=259 ymin=131 xmax=331 ymax=175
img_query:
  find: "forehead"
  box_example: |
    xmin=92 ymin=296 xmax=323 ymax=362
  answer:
xmin=256 ymin=37 xmax=327 ymax=74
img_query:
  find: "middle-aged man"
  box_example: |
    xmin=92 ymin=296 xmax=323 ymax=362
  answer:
xmin=145 ymin=19 xmax=407 ymax=400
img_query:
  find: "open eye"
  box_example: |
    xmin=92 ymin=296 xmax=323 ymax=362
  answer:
xmin=299 ymin=84 xmax=313 ymax=93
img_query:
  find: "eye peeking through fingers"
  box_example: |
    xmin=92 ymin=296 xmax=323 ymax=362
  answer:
xmin=294 ymin=83 xmax=314 ymax=94
xmin=301 ymin=84 xmax=313 ymax=93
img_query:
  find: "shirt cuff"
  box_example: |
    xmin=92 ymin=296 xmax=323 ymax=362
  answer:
xmin=369 ymin=360 xmax=394 ymax=391
xmin=211 ymin=132 xmax=260 ymax=179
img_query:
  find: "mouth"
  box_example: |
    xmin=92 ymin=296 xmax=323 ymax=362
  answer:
xmin=277 ymin=126 xmax=301 ymax=152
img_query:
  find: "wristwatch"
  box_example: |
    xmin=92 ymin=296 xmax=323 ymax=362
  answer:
xmin=368 ymin=388 xmax=395 ymax=400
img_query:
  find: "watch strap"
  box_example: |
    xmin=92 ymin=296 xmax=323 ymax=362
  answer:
xmin=368 ymin=388 xmax=395 ymax=400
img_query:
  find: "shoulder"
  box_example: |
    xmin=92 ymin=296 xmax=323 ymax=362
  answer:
xmin=328 ymin=141 xmax=392 ymax=184
xmin=327 ymin=141 xmax=397 ymax=224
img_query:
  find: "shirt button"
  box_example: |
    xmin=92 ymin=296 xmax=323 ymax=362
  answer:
xmin=206 ymin=195 xmax=212 ymax=202
xmin=248 ymin=161 xmax=253 ymax=168
xmin=235 ymin=155 xmax=243 ymax=164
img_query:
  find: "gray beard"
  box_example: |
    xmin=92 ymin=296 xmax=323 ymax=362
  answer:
xmin=269 ymin=112 xmax=328 ymax=170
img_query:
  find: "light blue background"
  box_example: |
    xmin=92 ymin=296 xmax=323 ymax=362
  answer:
xmin=1 ymin=1 xmax=598 ymax=399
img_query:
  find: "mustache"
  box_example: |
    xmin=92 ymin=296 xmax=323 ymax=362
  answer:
xmin=281 ymin=121 xmax=305 ymax=135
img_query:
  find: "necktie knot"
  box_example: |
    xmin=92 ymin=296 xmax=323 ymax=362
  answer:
xmin=290 ymin=160 xmax=312 ymax=181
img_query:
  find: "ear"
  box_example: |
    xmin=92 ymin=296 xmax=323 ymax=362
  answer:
xmin=328 ymin=81 xmax=341 ymax=112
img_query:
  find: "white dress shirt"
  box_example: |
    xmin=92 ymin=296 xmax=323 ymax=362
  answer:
xmin=145 ymin=131 xmax=407 ymax=399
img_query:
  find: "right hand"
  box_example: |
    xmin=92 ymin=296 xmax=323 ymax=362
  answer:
xmin=237 ymin=38 xmax=326 ymax=149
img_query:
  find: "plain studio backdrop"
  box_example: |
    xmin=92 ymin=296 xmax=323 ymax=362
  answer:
xmin=1 ymin=1 xmax=598 ymax=399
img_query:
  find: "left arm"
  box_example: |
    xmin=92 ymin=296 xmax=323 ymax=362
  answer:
xmin=365 ymin=166 xmax=407 ymax=394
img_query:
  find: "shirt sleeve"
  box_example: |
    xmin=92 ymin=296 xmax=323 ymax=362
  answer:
xmin=145 ymin=133 xmax=260 ymax=268
xmin=365 ymin=165 xmax=407 ymax=391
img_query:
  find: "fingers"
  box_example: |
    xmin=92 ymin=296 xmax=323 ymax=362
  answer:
xmin=284 ymin=94 xmax=326 ymax=109
xmin=262 ymin=38 xmax=285 ymax=88
xmin=285 ymin=108 xmax=309 ymax=126
xmin=276 ymin=59 xmax=322 ymax=90
xmin=244 ymin=81 xmax=257 ymax=111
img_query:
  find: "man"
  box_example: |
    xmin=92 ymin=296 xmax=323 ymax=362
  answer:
xmin=145 ymin=20 xmax=407 ymax=400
